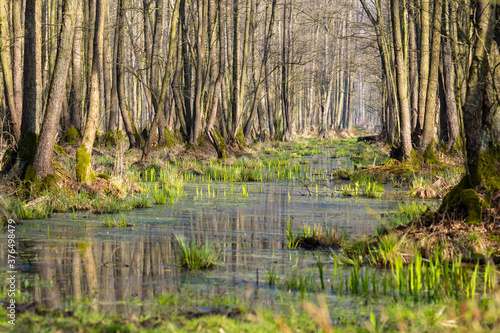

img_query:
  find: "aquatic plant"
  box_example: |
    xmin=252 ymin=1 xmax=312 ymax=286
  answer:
xmin=377 ymin=202 xmax=429 ymax=233
xmin=281 ymin=269 xmax=317 ymax=296
xmin=266 ymin=268 xmax=279 ymax=287
xmin=287 ymin=223 xmax=349 ymax=250
xmin=175 ymin=235 xmax=220 ymax=270
xmin=362 ymin=180 xmax=384 ymax=198
xmin=103 ymin=215 xmax=132 ymax=228
xmin=132 ymin=194 xmax=154 ymax=208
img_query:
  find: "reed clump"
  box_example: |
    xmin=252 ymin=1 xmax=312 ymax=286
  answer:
xmin=175 ymin=235 xmax=220 ymax=270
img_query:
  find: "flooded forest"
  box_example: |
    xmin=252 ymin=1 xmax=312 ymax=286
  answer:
xmin=1 ymin=0 xmax=500 ymax=332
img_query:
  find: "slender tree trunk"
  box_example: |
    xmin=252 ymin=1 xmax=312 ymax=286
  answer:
xmin=417 ymin=0 xmax=430 ymax=133
xmin=408 ymin=0 xmax=419 ymax=132
xmin=34 ymin=0 xmax=77 ymax=179
xmin=0 ymin=0 xmax=21 ymax=143
xmin=243 ymin=0 xmax=276 ymax=143
xmin=12 ymin=0 xmax=22 ymax=130
xmin=141 ymin=0 xmax=181 ymax=162
xmin=108 ymin=19 xmax=119 ymax=133
xmin=230 ymin=0 xmax=240 ymax=137
xmin=103 ymin=11 xmax=113 ymax=133
xmin=71 ymin=0 xmax=83 ymax=130
xmin=190 ymin=0 xmax=205 ymax=145
xmin=421 ymin=0 xmax=443 ymax=150
xmin=117 ymin=0 xmax=137 ymax=149
xmin=391 ymin=0 xmax=412 ymax=159
xmin=442 ymin=0 xmax=459 ymax=149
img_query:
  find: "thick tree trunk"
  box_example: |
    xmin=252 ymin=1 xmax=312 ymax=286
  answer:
xmin=22 ymin=0 xmax=43 ymax=137
xmin=439 ymin=1 xmax=498 ymax=224
xmin=34 ymin=0 xmax=77 ymax=179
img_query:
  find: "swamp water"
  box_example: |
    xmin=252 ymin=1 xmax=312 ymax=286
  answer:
xmin=0 ymin=153 xmax=437 ymax=319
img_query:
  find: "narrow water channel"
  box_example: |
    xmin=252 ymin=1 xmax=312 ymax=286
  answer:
xmin=1 ymin=154 xmax=436 ymax=315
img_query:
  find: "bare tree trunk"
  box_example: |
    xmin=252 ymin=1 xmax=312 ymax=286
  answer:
xmin=190 ymin=0 xmax=205 ymax=145
xmin=442 ymin=0 xmax=459 ymax=149
xmin=408 ymin=0 xmax=419 ymax=132
xmin=108 ymin=19 xmax=119 ymax=133
xmin=71 ymin=0 xmax=83 ymax=130
xmin=103 ymin=10 xmax=113 ymax=133
xmin=0 ymin=0 xmax=21 ymax=143
xmin=417 ymin=0 xmax=430 ymax=133
xmin=141 ymin=0 xmax=181 ymax=162
xmin=34 ymin=0 xmax=77 ymax=179
xmin=117 ymin=0 xmax=138 ymax=149
xmin=391 ymin=0 xmax=412 ymax=159
xmin=281 ymin=0 xmax=292 ymax=141
xmin=12 ymin=0 xmax=22 ymax=131
xmin=22 ymin=0 xmax=43 ymax=139
xmin=243 ymin=0 xmax=276 ymax=143
xmin=421 ymin=0 xmax=443 ymax=150
xmin=230 ymin=0 xmax=240 ymax=136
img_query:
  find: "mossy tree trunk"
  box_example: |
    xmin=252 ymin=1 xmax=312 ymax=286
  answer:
xmin=34 ymin=0 xmax=77 ymax=179
xmin=76 ymin=0 xmax=106 ymax=183
xmin=439 ymin=1 xmax=499 ymax=224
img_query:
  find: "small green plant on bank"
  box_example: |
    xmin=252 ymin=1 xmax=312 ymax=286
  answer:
xmin=175 ymin=234 xmax=220 ymax=269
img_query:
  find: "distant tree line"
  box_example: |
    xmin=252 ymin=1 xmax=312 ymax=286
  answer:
xmin=0 ymin=0 xmax=379 ymax=180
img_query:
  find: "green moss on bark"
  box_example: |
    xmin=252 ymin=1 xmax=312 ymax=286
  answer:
xmin=423 ymin=143 xmax=440 ymax=165
xmin=235 ymin=125 xmax=248 ymax=147
xmin=104 ymin=129 xmax=118 ymax=147
xmin=62 ymin=126 xmax=82 ymax=145
xmin=213 ymin=128 xmax=228 ymax=160
xmin=158 ymin=128 xmax=176 ymax=148
xmin=439 ymin=146 xmax=500 ymax=224
xmin=75 ymin=145 xmax=93 ymax=183
xmin=97 ymin=173 xmax=110 ymax=181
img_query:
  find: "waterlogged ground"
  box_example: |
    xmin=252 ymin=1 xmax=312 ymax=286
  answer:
xmin=0 ymin=142 xmax=444 ymax=329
